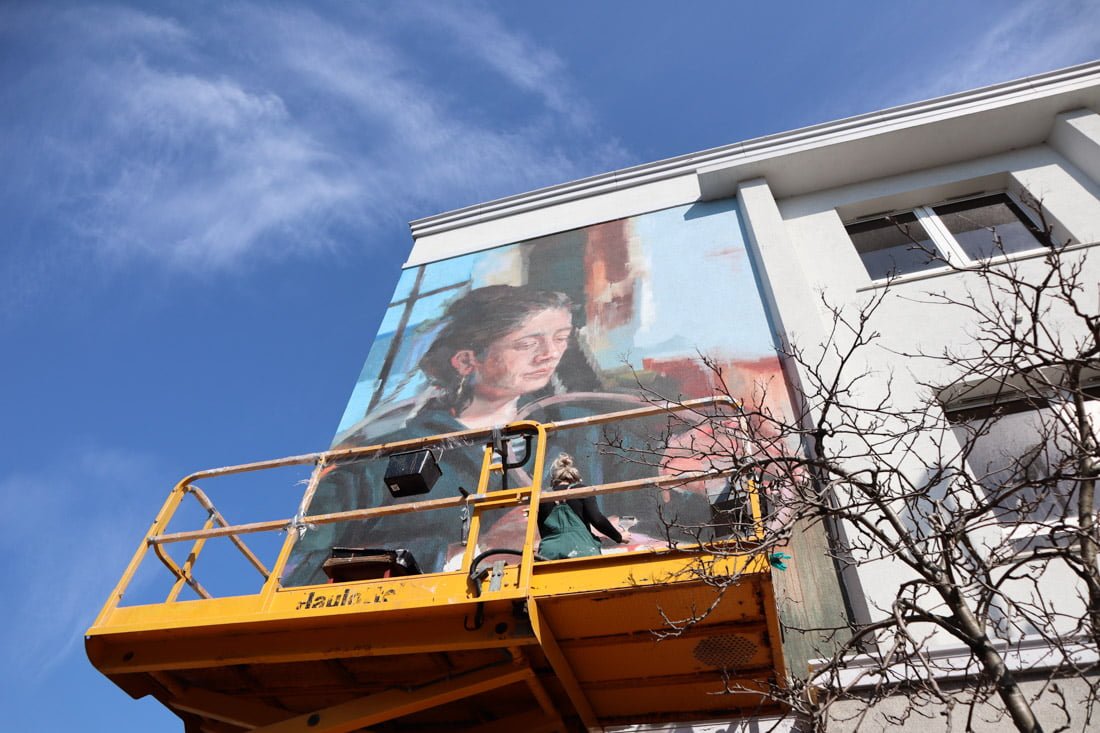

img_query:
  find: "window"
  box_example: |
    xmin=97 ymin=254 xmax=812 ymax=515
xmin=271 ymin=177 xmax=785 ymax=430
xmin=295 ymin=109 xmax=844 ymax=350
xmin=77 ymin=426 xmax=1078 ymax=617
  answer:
xmin=945 ymin=390 xmax=1098 ymax=525
xmin=846 ymin=193 xmax=1054 ymax=280
xmin=933 ymin=195 xmax=1053 ymax=260
xmin=846 ymin=212 xmax=940 ymax=280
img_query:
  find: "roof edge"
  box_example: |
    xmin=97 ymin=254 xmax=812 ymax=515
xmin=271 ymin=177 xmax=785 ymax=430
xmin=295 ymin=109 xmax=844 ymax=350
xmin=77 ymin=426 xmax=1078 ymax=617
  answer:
xmin=408 ymin=60 xmax=1100 ymax=239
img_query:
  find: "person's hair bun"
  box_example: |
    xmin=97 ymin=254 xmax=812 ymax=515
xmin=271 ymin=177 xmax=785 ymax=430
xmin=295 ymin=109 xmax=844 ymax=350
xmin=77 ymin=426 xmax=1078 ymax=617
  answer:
xmin=549 ymin=452 xmax=581 ymax=485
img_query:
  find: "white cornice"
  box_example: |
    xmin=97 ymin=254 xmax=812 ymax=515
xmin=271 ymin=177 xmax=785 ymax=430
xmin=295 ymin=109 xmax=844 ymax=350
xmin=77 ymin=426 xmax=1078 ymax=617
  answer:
xmin=408 ymin=61 xmax=1100 ymax=240
xmin=811 ymin=634 xmax=1098 ymax=690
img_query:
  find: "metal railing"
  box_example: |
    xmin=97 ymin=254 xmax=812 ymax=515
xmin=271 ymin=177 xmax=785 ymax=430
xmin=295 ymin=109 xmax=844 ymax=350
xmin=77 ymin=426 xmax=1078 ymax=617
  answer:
xmin=94 ymin=396 xmax=768 ymax=620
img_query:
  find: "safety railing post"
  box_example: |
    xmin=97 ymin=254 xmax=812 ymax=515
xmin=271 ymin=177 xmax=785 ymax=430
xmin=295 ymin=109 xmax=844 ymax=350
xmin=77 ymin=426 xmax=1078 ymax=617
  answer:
xmin=460 ymin=445 xmax=498 ymax=575
xmin=153 ymin=540 xmax=213 ymax=600
xmin=260 ymin=457 xmax=327 ymax=604
xmin=746 ymin=476 xmax=766 ymax=542
xmin=165 ymin=508 xmax=217 ymax=602
xmin=186 ymin=484 xmax=271 ymax=581
xmin=518 ymin=425 xmax=548 ymax=593
xmin=90 ymin=479 xmax=192 ymax=626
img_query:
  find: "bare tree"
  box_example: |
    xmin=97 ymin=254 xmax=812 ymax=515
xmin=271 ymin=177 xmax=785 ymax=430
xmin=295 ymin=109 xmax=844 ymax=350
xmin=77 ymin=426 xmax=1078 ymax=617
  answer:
xmin=608 ymin=207 xmax=1100 ymax=732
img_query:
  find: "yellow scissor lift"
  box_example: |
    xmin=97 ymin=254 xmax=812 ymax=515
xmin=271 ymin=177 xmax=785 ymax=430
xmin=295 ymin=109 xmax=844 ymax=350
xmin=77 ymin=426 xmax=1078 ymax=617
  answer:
xmin=87 ymin=398 xmax=786 ymax=732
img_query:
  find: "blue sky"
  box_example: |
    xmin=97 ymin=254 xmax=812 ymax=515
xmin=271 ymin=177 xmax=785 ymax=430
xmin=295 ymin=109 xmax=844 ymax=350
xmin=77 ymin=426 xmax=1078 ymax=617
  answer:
xmin=1 ymin=1 xmax=1098 ymax=729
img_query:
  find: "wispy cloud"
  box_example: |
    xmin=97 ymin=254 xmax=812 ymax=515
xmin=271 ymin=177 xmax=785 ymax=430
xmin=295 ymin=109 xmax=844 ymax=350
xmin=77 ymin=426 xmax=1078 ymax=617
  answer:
xmin=904 ymin=0 xmax=1100 ymax=102
xmin=237 ymin=3 xmax=627 ymax=219
xmin=822 ymin=0 xmax=1100 ymax=119
xmin=0 ymin=447 xmax=161 ymax=680
xmin=0 ymin=2 xmax=629 ymax=276
xmin=84 ymin=61 xmax=361 ymax=268
xmin=407 ymin=1 xmax=591 ymax=128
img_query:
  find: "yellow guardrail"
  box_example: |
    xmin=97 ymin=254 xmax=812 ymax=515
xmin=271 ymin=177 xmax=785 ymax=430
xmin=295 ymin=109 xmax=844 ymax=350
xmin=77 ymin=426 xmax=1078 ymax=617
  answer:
xmin=93 ymin=395 xmax=766 ymax=625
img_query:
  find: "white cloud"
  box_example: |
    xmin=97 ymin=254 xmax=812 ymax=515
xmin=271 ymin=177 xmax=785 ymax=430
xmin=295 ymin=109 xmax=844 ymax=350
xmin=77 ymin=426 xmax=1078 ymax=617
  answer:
xmin=83 ymin=59 xmax=361 ymax=268
xmin=4 ymin=2 xmax=629 ymax=274
xmin=240 ymin=5 xmax=627 ymax=205
xmin=407 ymin=1 xmax=591 ymax=128
xmin=114 ymin=69 xmax=287 ymax=135
xmin=65 ymin=3 xmax=191 ymax=47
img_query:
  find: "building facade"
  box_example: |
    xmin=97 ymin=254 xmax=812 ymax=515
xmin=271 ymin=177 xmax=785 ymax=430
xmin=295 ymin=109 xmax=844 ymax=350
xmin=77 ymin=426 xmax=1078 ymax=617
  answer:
xmin=372 ymin=62 xmax=1100 ymax=731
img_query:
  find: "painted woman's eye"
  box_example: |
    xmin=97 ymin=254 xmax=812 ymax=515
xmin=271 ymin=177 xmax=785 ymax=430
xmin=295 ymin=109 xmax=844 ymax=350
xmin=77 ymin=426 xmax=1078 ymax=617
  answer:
xmin=512 ymin=338 xmax=539 ymax=350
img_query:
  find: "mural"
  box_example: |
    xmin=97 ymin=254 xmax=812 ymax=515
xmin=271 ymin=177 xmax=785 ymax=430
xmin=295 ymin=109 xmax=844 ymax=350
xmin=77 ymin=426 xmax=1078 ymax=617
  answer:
xmin=283 ymin=198 xmax=794 ymax=585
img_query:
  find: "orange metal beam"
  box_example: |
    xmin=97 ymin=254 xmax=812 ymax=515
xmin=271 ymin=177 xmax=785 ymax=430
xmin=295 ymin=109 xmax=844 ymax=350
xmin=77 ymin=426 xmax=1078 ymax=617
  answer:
xmin=169 ymin=397 xmax=735 ymax=485
xmin=261 ymin=457 xmax=327 ymax=603
xmin=518 ymin=424 xmax=549 ymax=594
xmin=152 ymin=538 xmax=212 ymax=600
xmin=91 ymin=481 xmax=191 ymax=625
xmin=460 ymin=445 xmax=500 ymax=571
xmin=508 ymin=647 xmax=564 ymax=731
xmin=528 ymin=598 xmax=601 ymax=732
xmin=250 ymin=664 xmax=532 ymax=733
xmin=165 ymin=686 xmax=290 ymax=728
xmin=542 ymin=395 xmax=737 ymax=432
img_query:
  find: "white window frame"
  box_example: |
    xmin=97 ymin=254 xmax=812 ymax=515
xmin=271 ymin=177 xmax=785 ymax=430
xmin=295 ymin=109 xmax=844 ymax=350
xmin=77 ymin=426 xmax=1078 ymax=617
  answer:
xmin=912 ymin=204 xmax=967 ymax=267
xmin=945 ymin=385 xmax=1098 ymax=543
xmin=847 ymin=191 xmax=1051 ymax=284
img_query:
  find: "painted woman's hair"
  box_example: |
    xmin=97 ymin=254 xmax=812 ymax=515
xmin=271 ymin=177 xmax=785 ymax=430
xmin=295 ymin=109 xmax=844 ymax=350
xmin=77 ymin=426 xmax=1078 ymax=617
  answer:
xmin=419 ymin=285 xmax=573 ymax=412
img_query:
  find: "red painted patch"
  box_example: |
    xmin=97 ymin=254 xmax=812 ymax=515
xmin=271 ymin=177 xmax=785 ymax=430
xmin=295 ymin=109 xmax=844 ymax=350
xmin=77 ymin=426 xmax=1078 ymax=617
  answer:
xmin=584 ymin=219 xmax=635 ymax=329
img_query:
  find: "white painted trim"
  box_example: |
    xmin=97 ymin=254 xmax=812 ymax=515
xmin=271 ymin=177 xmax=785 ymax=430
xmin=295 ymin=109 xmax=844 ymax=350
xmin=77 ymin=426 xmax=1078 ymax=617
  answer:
xmin=810 ymin=635 xmax=1098 ymax=690
xmin=855 ymin=240 xmax=1100 ymax=291
xmin=605 ymin=716 xmax=798 ymax=733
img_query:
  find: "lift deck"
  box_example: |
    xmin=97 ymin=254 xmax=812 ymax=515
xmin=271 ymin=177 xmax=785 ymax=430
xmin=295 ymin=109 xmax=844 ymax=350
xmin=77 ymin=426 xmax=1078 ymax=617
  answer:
xmin=87 ymin=398 xmax=785 ymax=732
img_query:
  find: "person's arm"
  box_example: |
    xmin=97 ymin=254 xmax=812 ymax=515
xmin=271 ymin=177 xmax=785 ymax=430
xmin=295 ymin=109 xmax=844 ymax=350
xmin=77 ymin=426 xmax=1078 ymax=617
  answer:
xmin=577 ymin=496 xmax=624 ymax=543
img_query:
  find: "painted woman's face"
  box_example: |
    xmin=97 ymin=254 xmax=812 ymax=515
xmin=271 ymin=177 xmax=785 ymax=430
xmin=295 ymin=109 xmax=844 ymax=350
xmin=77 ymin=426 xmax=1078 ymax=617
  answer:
xmin=467 ymin=307 xmax=573 ymax=402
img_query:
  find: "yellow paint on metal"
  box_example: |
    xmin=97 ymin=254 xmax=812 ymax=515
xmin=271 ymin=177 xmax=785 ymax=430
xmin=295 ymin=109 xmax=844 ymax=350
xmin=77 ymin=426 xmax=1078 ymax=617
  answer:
xmin=86 ymin=398 xmax=785 ymax=731
xmin=518 ymin=423 xmax=549 ymax=593
xmin=528 ymin=597 xmax=602 ymax=732
xmin=165 ymin=686 xmax=290 ymax=728
xmin=165 ymin=512 xmax=216 ymax=603
xmin=460 ymin=444 xmax=499 ymax=571
xmin=262 ymin=458 xmax=327 ymax=605
xmin=88 ymin=602 xmax=533 ymax=674
xmin=91 ymin=480 xmax=190 ymax=626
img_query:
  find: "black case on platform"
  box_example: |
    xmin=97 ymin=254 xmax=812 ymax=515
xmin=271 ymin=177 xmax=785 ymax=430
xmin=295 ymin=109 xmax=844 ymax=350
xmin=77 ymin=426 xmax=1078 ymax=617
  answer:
xmin=384 ymin=449 xmax=442 ymax=497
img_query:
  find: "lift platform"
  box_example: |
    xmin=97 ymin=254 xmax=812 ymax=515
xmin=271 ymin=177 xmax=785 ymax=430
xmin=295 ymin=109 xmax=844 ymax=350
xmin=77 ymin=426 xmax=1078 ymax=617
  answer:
xmin=87 ymin=398 xmax=786 ymax=732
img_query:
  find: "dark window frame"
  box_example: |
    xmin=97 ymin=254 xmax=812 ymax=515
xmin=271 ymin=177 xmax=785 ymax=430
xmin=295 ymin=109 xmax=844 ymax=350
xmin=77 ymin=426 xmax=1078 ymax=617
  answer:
xmin=845 ymin=192 xmax=1055 ymax=281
